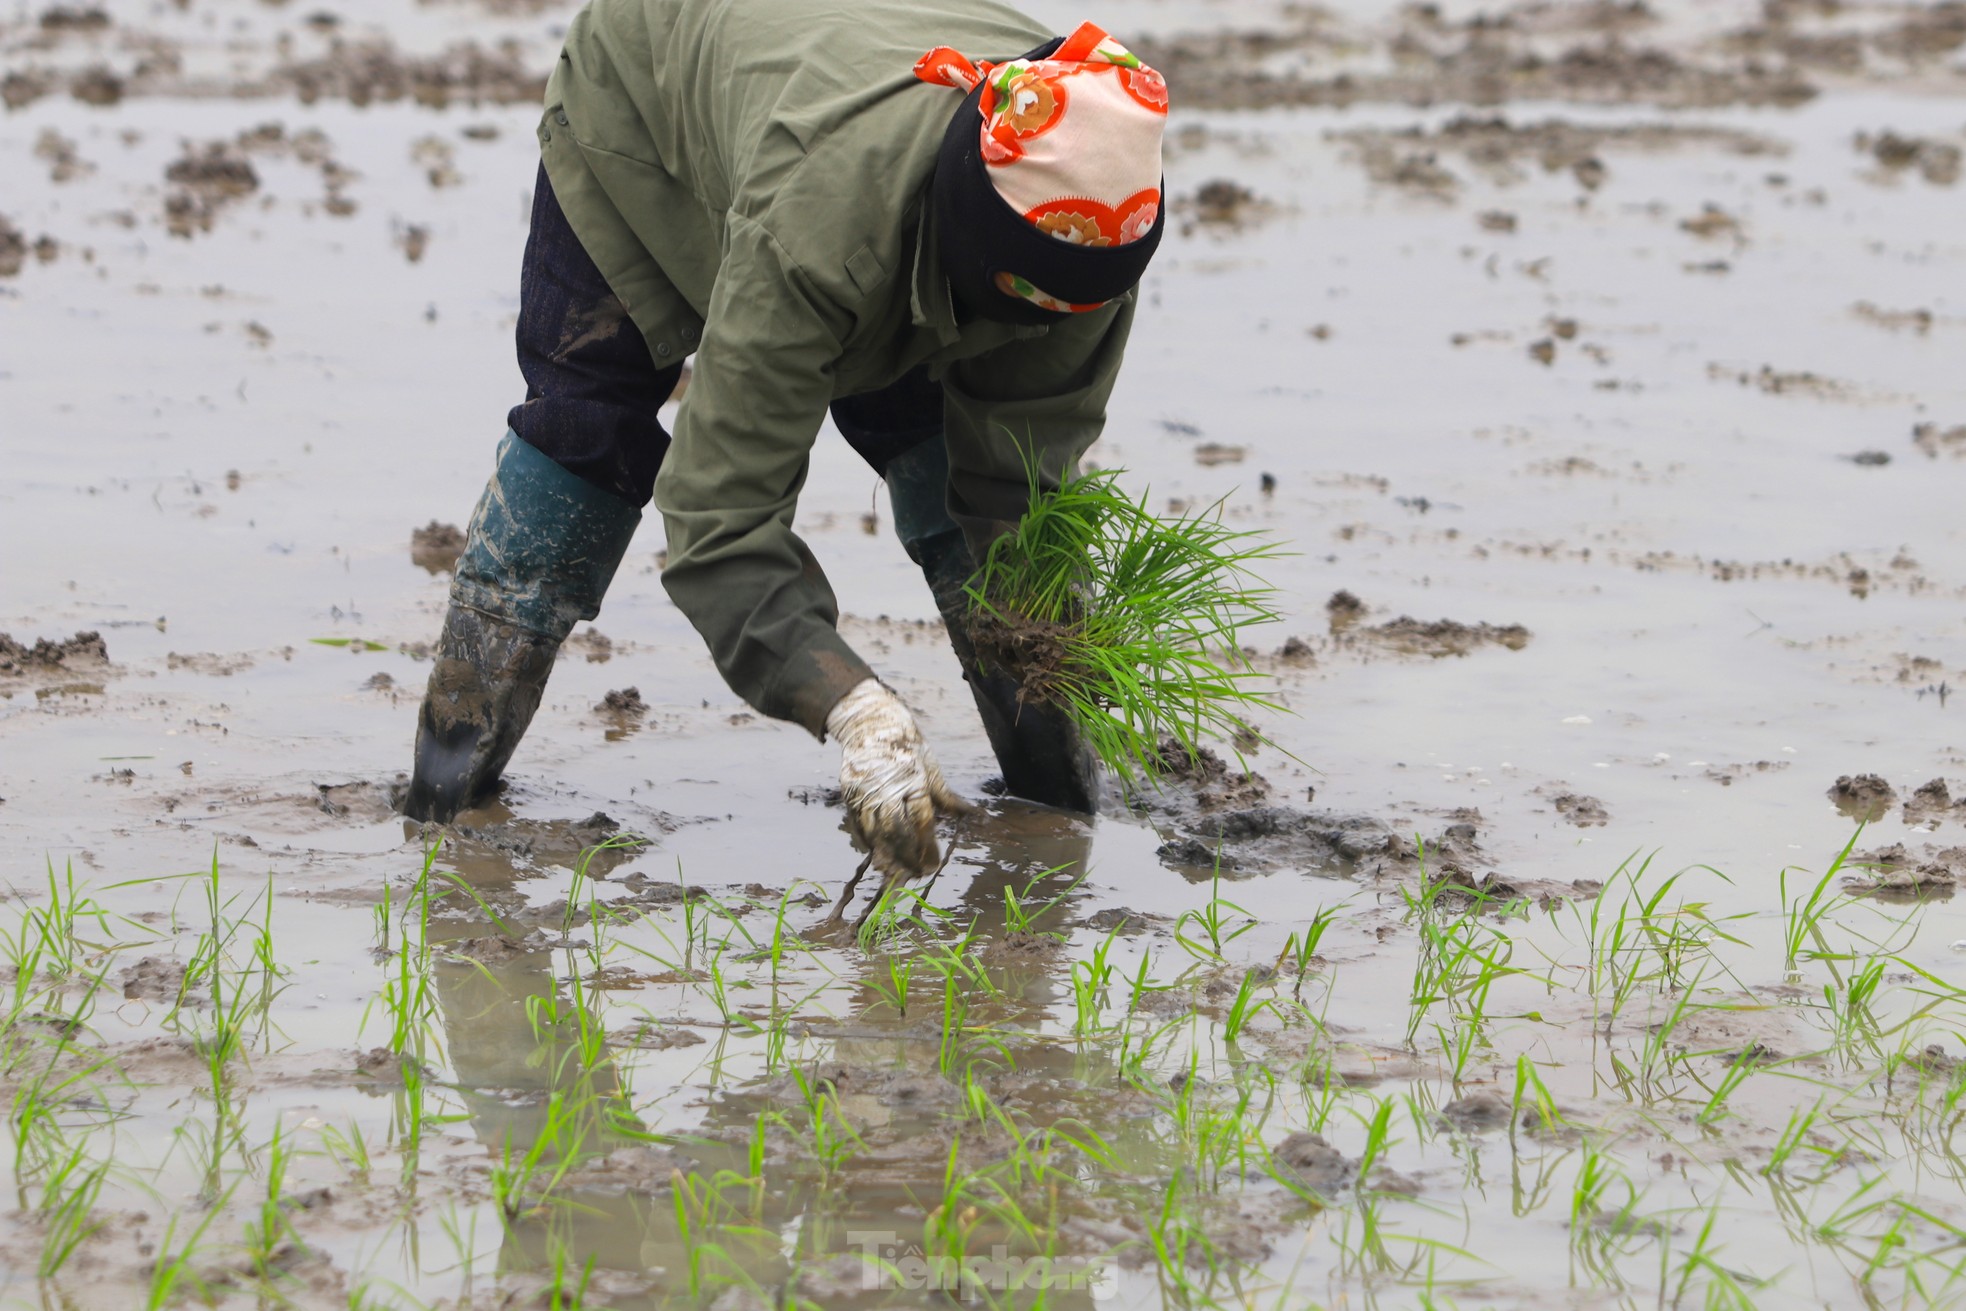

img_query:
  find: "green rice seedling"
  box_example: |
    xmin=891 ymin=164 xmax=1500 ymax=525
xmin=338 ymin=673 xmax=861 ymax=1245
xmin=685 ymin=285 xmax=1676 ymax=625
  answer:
xmin=35 ymin=1140 xmax=109 ymax=1280
xmin=1664 ymin=1202 xmax=1761 ymax=1309
xmin=1434 ymin=1019 xmax=1483 ymax=1089
xmin=490 ymin=1087 xmax=601 ymax=1223
xmin=669 ymin=1171 xmax=746 ymax=1301
xmin=17 ymin=860 xmax=118 ymax=983
xmin=1782 ymin=827 xmax=1864 ymax=976
xmin=1405 ymin=903 xmax=1520 ymax=1046
xmin=1220 ymin=968 xmax=1272 ymax=1048
xmin=1353 ymin=1094 xmax=1397 ymax=1186
xmin=562 ymin=832 xmax=646 ymax=935
xmin=862 ymin=953 xmax=917 ymax=1018
xmin=1511 ymin=1054 xmax=1563 ymax=1137
xmin=320 ymin=1119 xmax=372 ymax=1186
xmin=1146 ymin=1167 xmax=1229 ymax=1303
xmin=1174 ymin=868 xmax=1256 ymax=963
xmin=1001 ymin=863 xmax=1084 ymax=939
xmin=1607 ymin=978 xmax=1708 ymax=1105
xmin=242 ymin=1125 xmax=300 ymax=1285
xmin=1764 ymin=1099 xmax=1827 ymax=1176
xmin=963 ymin=454 xmax=1288 ymax=783
xmin=1069 ymin=924 xmax=1124 ymax=1036
xmin=936 ymin=971 xmax=967 ymax=1078
xmin=144 ymin=1192 xmax=232 ymax=1311
xmin=12 ymin=1024 xmax=117 ymax=1186
xmin=789 ymin=1068 xmax=864 ymax=1179
xmin=853 ymin=881 xmax=951 ymax=950
xmin=1276 ymin=904 xmax=1340 ymax=999
xmin=1693 ymin=1049 xmax=1760 ymax=1127
xmin=1823 ymin=956 xmax=1889 ymax=1053
xmin=545 ymin=1239 xmax=598 ymax=1310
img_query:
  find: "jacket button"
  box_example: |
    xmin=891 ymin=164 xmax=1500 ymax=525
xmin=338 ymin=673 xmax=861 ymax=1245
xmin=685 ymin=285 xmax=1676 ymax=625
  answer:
xmin=681 ymin=325 xmax=697 ymax=341
xmin=655 ymin=343 xmax=672 ymax=358
xmin=556 ymin=111 xmax=569 ymax=126
xmin=540 ymin=129 xmax=551 ymax=142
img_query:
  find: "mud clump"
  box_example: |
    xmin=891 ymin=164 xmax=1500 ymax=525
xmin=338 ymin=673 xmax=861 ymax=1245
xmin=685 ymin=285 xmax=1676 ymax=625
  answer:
xmin=1913 ymin=424 xmax=1966 ymax=459
xmin=272 ymin=38 xmax=546 ymax=109
xmin=1828 ymin=773 xmax=1896 ymax=821
xmin=38 ymin=6 xmax=111 ymax=32
xmin=1351 ymin=616 xmax=1531 ymax=658
xmin=1271 ymin=1132 xmax=1355 ymax=1194
xmin=1905 ymin=779 xmax=1962 ymax=826
xmin=1175 ymin=179 xmax=1267 ymax=230
xmin=33 ymin=128 xmax=91 ymax=183
xmin=69 ymin=64 xmax=122 ymax=105
xmin=0 ymin=630 xmax=108 ymax=674
xmin=1326 ymin=589 xmax=1366 ymax=631
xmin=1859 ymin=131 xmax=1963 ymax=186
xmin=1438 ymin=1089 xmax=1514 ymax=1133
xmin=1136 ymin=21 xmax=1815 ymax=112
xmin=568 ymin=628 xmax=613 ymax=662
xmin=1338 ymin=115 xmax=1779 ymax=193
xmin=1842 ymin=843 xmax=1960 ymax=900
xmin=0 ymin=217 xmax=28 ymax=278
xmin=408 ymin=520 xmax=465 ymax=573
xmin=164 ymin=145 xmax=260 ymax=237
xmin=1150 ymin=739 xmax=1270 ymax=813
xmin=1553 ymin=793 xmax=1610 ymax=827
xmin=965 ymin=608 xmax=1084 ymax=712
xmin=596 ymin=687 xmax=646 ymax=716
xmin=120 ymin=956 xmax=186 ymax=1003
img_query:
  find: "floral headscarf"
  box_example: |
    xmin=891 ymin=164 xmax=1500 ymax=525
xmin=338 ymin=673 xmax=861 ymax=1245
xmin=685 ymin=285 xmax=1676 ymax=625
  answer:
xmin=916 ymin=22 xmax=1168 ymax=312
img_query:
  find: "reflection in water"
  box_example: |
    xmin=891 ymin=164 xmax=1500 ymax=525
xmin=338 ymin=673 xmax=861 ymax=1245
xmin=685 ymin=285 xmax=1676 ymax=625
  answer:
xmin=425 ymin=802 xmax=1129 ymax=1308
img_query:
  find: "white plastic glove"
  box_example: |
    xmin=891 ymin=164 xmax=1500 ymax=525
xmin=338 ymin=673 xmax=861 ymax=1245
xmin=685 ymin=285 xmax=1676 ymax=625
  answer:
xmin=826 ymin=677 xmax=969 ymax=883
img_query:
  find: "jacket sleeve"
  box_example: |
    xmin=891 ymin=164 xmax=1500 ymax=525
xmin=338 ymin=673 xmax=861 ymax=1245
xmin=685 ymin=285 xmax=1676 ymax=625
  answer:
xmin=654 ymin=213 xmax=874 ymax=737
xmin=939 ymin=295 xmax=1138 ymax=557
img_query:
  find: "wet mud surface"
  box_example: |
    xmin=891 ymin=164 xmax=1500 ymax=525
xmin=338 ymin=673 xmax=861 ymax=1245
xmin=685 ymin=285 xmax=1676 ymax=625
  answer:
xmin=4 ymin=0 xmax=1966 ymax=1306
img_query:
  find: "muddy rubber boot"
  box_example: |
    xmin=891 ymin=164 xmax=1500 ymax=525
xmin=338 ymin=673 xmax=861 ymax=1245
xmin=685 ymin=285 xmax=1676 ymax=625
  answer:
xmin=888 ymin=440 xmax=1099 ymax=814
xmin=404 ymin=430 xmax=641 ymax=822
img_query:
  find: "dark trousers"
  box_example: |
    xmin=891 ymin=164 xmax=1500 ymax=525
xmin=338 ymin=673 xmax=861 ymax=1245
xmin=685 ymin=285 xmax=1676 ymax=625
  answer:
xmin=507 ymin=166 xmax=941 ymax=507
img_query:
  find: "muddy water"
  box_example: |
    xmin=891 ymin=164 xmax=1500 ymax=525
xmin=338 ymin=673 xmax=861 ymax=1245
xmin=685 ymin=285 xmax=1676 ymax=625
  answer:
xmin=4 ymin=0 xmax=1966 ymax=1306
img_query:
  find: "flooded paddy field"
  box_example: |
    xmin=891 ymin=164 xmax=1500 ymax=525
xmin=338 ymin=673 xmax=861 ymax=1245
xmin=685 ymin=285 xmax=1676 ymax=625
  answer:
xmin=3 ymin=0 xmax=1966 ymax=1305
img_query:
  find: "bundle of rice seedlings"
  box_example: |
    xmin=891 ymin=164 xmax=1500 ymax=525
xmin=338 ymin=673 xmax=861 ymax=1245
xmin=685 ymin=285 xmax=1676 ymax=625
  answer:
xmin=963 ymin=463 xmax=1287 ymax=785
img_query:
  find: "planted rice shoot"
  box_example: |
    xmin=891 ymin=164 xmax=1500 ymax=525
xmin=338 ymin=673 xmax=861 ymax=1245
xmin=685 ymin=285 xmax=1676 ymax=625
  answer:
xmin=964 ymin=458 xmax=1287 ymax=782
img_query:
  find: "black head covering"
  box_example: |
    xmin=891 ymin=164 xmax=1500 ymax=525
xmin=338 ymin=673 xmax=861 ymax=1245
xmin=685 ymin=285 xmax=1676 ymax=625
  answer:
xmin=930 ymin=38 xmax=1165 ymax=326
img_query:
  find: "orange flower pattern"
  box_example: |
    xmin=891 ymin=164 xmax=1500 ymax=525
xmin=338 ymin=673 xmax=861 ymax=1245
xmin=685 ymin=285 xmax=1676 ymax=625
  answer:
xmin=1035 ymin=211 xmax=1111 ymax=247
xmin=999 ymin=69 xmax=1060 ymax=134
xmin=914 ymin=21 xmax=1167 ymax=282
xmin=1025 ymin=189 xmax=1160 ymax=250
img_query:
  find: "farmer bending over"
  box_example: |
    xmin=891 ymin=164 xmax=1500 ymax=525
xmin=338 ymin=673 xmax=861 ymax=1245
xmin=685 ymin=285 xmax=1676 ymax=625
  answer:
xmin=403 ymin=0 xmax=1169 ymax=884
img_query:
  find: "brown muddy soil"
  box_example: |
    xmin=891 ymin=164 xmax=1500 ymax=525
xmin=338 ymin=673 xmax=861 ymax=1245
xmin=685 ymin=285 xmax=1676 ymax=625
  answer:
xmin=0 ymin=629 xmax=107 ymax=675
xmin=408 ymin=519 xmax=465 ymax=573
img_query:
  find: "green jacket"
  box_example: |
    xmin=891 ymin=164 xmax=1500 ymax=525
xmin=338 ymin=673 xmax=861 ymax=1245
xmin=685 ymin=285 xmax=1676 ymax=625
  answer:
xmin=539 ymin=0 xmax=1137 ymax=735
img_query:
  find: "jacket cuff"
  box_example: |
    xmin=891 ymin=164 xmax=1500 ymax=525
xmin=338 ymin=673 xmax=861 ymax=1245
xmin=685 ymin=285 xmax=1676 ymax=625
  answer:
xmin=762 ymin=629 xmax=876 ymax=739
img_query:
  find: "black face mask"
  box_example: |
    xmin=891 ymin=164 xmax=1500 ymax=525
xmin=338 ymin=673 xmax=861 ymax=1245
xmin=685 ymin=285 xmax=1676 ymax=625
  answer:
xmin=930 ymin=39 xmax=1164 ymax=327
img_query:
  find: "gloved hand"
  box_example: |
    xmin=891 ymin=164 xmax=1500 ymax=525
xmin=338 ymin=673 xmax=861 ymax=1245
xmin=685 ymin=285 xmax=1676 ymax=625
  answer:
xmin=826 ymin=677 xmax=970 ymax=883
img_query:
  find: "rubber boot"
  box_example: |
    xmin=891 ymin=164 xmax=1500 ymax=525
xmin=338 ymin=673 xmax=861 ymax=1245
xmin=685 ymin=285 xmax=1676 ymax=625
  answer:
xmin=887 ymin=440 xmax=1099 ymax=813
xmin=404 ymin=431 xmax=641 ymax=822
